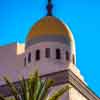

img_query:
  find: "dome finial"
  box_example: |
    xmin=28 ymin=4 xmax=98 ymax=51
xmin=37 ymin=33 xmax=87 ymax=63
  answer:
xmin=46 ymin=0 xmax=53 ymax=16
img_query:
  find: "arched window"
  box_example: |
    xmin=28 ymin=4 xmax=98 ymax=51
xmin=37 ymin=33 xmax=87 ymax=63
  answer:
xmin=66 ymin=51 xmax=69 ymax=60
xmin=28 ymin=52 xmax=31 ymax=63
xmin=56 ymin=48 xmax=61 ymax=59
xmin=72 ymin=54 xmax=75 ymax=64
xmin=45 ymin=48 xmax=50 ymax=58
xmin=36 ymin=49 xmax=40 ymax=60
xmin=24 ymin=56 xmax=26 ymax=66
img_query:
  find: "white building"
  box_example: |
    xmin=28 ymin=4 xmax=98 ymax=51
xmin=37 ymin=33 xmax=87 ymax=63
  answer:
xmin=0 ymin=0 xmax=99 ymax=99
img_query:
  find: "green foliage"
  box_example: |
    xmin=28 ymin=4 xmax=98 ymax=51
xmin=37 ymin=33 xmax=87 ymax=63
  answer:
xmin=48 ymin=85 xmax=70 ymax=100
xmin=0 ymin=71 xmax=70 ymax=100
xmin=0 ymin=94 xmax=6 ymax=100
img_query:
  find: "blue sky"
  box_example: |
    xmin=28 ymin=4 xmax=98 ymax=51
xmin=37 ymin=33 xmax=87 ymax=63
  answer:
xmin=0 ymin=0 xmax=100 ymax=97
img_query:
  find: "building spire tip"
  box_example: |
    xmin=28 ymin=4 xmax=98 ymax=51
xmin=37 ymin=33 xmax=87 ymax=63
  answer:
xmin=46 ymin=0 xmax=53 ymax=16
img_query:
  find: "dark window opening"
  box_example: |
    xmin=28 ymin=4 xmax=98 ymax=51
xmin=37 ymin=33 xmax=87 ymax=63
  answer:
xmin=24 ymin=56 xmax=26 ymax=66
xmin=28 ymin=52 xmax=31 ymax=63
xmin=56 ymin=48 xmax=61 ymax=59
xmin=66 ymin=51 xmax=69 ymax=60
xmin=72 ymin=54 xmax=75 ymax=64
xmin=45 ymin=48 xmax=50 ymax=58
xmin=36 ymin=50 xmax=40 ymax=60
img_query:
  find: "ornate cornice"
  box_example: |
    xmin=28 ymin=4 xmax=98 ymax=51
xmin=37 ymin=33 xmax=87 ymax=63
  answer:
xmin=0 ymin=69 xmax=99 ymax=100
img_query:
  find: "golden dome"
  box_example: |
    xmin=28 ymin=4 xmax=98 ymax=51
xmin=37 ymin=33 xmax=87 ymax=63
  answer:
xmin=26 ymin=16 xmax=73 ymax=42
xmin=26 ymin=16 xmax=76 ymax=63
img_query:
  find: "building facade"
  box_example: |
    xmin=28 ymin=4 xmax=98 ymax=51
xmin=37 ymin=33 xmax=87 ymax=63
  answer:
xmin=0 ymin=0 xmax=99 ymax=100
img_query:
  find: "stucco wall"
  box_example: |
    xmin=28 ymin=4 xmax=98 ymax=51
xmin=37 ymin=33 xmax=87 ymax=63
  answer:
xmin=69 ymin=86 xmax=87 ymax=100
xmin=0 ymin=43 xmax=25 ymax=85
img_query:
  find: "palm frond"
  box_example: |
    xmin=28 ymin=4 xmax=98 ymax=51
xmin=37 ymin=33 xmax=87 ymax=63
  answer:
xmin=48 ymin=85 xmax=71 ymax=100
xmin=32 ymin=71 xmax=42 ymax=100
xmin=0 ymin=94 xmax=6 ymax=100
xmin=27 ymin=74 xmax=35 ymax=100
xmin=19 ymin=76 xmax=28 ymax=100
xmin=3 ymin=76 xmax=19 ymax=100
xmin=1 ymin=71 xmax=71 ymax=100
xmin=38 ymin=79 xmax=54 ymax=100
